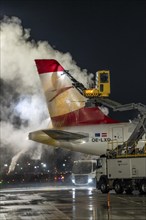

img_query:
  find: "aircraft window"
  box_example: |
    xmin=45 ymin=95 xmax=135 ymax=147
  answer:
xmin=100 ymin=73 xmax=108 ymax=83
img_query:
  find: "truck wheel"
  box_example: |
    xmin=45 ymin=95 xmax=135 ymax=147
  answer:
xmin=114 ymin=181 xmax=124 ymax=194
xmin=100 ymin=180 xmax=109 ymax=193
xmin=139 ymin=180 xmax=146 ymax=194
xmin=125 ymin=188 xmax=133 ymax=194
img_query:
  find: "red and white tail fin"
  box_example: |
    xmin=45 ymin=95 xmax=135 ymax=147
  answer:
xmin=35 ymin=59 xmax=86 ymax=126
xmin=35 ymin=59 xmax=118 ymax=127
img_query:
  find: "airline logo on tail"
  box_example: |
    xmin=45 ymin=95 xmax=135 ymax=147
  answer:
xmin=35 ymin=59 xmax=118 ymax=127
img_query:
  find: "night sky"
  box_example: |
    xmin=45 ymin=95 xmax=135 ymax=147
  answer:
xmin=1 ymin=0 xmax=146 ymax=107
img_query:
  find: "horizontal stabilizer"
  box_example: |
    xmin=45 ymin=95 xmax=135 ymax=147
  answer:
xmin=42 ymin=129 xmax=88 ymax=140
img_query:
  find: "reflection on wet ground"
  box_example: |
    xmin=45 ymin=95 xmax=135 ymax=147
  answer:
xmin=0 ymin=185 xmax=146 ymax=219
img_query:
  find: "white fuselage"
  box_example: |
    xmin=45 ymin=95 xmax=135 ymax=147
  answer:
xmin=29 ymin=121 xmax=146 ymax=156
xmin=55 ymin=122 xmax=145 ymax=155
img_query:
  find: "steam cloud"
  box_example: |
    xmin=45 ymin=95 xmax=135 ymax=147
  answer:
xmin=0 ymin=16 xmax=94 ymax=173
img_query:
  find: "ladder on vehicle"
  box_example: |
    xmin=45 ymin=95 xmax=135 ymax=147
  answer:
xmin=115 ymin=105 xmax=146 ymax=155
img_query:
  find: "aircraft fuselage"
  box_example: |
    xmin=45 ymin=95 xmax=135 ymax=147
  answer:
xmin=29 ymin=122 xmax=145 ymax=156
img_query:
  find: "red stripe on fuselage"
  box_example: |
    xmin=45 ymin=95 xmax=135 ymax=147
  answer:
xmin=51 ymin=107 xmax=119 ymax=127
xmin=35 ymin=59 xmax=64 ymax=74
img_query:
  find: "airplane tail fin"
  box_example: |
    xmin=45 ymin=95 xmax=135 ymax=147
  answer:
xmin=35 ymin=59 xmax=118 ymax=127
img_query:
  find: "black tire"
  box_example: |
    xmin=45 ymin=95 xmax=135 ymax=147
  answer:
xmin=100 ymin=180 xmax=109 ymax=193
xmin=139 ymin=180 xmax=146 ymax=194
xmin=125 ymin=188 xmax=133 ymax=194
xmin=114 ymin=180 xmax=124 ymax=194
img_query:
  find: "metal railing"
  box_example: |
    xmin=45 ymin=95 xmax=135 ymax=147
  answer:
xmin=107 ymin=140 xmax=146 ymax=158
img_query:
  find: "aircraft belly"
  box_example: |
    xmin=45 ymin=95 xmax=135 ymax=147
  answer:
xmin=58 ymin=141 xmax=107 ymax=156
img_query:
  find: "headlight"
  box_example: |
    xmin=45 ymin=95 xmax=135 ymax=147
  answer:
xmin=88 ymin=178 xmax=93 ymax=183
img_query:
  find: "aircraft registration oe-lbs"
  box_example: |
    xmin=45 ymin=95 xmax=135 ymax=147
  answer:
xmin=29 ymin=59 xmax=146 ymax=158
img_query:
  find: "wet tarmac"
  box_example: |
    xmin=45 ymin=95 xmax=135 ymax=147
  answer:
xmin=0 ymin=185 xmax=146 ymax=220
